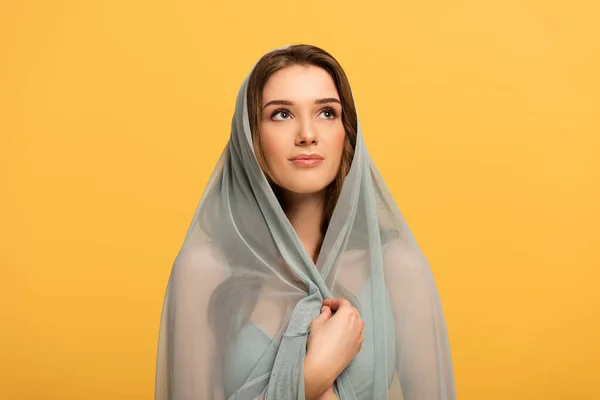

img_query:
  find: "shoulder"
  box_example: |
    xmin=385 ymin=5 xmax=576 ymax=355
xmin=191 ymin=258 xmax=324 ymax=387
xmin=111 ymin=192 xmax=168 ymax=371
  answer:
xmin=382 ymin=238 xmax=429 ymax=277
xmin=170 ymin=241 xmax=227 ymax=287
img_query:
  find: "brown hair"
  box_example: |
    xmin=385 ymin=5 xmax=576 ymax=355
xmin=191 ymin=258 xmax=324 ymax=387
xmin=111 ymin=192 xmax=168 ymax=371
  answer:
xmin=246 ymin=44 xmax=358 ymax=258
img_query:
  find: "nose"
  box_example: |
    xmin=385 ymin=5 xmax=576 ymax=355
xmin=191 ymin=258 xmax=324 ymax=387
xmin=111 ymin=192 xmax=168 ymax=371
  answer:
xmin=295 ymin=119 xmax=318 ymax=146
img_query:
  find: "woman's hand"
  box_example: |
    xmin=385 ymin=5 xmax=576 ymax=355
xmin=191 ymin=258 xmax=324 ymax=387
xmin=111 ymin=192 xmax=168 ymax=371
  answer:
xmin=303 ymin=298 xmax=364 ymax=400
xmin=310 ymin=298 xmax=365 ymax=374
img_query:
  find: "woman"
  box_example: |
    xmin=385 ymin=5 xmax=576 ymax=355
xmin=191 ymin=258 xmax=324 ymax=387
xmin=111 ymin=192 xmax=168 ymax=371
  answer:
xmin=155 ymin=44 xmax=456 ymax=400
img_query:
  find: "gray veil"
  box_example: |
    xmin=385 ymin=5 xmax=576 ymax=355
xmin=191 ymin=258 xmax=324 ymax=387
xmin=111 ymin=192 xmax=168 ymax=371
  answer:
xmin=155 ymin=46 xmax=456 ymax=400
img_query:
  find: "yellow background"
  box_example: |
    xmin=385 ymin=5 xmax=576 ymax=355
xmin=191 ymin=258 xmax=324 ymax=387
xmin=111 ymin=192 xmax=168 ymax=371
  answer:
xmin=1 ymin=1 xmax=599 ymax=399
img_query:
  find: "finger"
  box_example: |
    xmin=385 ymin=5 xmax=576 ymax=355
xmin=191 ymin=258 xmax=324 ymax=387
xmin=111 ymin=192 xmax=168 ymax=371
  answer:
xmin=320 ymin=305 xmax=332 ymax=319
xmin=322 ymin=298 xmax=352 ymax=311
xmin=314 ymin=306 xmax=332 ymax=324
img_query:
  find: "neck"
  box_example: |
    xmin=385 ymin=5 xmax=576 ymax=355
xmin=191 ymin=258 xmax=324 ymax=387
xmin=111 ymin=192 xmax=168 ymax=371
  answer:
xmin=280 ymin=189 xmax=326 ymax=263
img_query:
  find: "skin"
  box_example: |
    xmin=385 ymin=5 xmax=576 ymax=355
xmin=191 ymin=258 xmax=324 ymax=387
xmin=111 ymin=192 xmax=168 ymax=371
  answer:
xmin=260 ymin=65 xmax=365 ymax=400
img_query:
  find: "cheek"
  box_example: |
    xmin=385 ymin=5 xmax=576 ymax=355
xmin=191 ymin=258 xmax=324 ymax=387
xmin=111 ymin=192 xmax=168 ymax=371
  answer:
xmin=259 ymin=130 xmax=285 ymax=166
xmin=331 ymin=127 xmax=346 ymax=161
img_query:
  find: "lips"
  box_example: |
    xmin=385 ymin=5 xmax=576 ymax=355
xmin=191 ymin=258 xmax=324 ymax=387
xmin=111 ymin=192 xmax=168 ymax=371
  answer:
xmin=289 ymin=153 xmax=324 ymax=167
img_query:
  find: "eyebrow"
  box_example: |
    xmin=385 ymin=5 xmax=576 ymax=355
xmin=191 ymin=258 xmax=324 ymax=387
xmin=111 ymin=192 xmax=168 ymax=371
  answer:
xmin=262 ymin=98 xmax=341 ymax=109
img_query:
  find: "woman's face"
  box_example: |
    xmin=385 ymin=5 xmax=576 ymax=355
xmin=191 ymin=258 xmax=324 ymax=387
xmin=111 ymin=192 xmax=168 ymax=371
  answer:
xmin=259 ymin=65 xmax=345 ymax=195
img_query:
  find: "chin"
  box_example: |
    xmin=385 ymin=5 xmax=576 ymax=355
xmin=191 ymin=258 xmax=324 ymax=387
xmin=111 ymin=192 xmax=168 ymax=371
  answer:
xmin=275 ymin=179 xmax=334 ymax=196
xmin=284 ymin=184 xmax=329 ymax=195
xmin=270 ymin=169 xmax=337 ymax=196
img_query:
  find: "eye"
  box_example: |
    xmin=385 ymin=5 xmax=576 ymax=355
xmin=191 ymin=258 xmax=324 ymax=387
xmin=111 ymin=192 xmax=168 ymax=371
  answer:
xmin=318 ymin=107 xmax=338 ymax=119
xmin=271 ymin=109 xmax=292 ymax=121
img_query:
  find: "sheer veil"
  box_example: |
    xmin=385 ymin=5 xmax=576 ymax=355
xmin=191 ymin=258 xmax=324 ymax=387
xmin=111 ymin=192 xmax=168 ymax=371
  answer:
xmin=155 ymin=45 xmax=456 ymax=400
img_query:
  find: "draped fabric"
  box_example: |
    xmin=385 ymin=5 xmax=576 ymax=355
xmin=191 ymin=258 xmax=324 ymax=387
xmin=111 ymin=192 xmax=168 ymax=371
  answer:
xmin=155 ymin=46 xmax=456 ymax=400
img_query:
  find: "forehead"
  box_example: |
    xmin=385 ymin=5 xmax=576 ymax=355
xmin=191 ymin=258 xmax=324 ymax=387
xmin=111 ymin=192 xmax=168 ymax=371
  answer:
xmin=262 ymin=65 xmax=339 ymax=104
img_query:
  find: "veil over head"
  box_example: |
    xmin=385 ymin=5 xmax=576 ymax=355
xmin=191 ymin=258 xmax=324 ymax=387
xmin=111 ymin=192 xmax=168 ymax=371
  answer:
xmin=155 ymin=45 xmax=455 ymax=400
